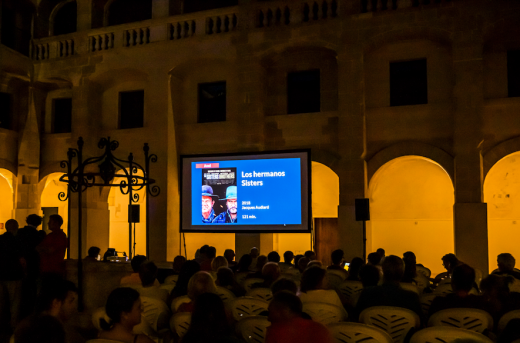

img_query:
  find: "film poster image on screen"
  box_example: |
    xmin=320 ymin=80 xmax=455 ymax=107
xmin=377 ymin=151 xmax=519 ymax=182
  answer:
xmin=202 ymin=167 xmax=237 ymax=224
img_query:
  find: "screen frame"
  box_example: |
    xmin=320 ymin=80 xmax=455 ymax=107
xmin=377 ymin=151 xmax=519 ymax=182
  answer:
xmin=179 ymin=149 xmax=312 ymax=233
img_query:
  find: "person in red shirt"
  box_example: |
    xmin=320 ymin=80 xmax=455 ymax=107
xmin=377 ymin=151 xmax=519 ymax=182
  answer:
xmin=266 ymin=291 xmax=333 ymax=343
xmin=37 ymin=215 xmax=68 ymax=277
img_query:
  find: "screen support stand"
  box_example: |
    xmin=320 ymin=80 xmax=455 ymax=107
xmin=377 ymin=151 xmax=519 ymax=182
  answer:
xmin=362 ymin=220 xmax=367 ymax=262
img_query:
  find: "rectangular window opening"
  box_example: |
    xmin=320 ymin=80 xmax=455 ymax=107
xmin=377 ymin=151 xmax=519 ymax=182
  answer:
xmin=198 ymin=81 xmax=226 ymax=123
xmin=508 ymin=50 xmax=520 ymax=98
xmin=0 ymin=92 xmax=12 ymax=130
xmin=390 ymin=59 xmax=428 ymax=106
xmin=52 ymin=98 xmax=72 ymax=133
xmin=287 ymin=69 xmax=321 ymax=114
xmin=120 ymin=90 xmax=144 ymax=129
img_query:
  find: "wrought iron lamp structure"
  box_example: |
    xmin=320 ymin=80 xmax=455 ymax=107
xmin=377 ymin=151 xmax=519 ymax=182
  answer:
xmin=59 ymin=136 xmax=159 ymax=310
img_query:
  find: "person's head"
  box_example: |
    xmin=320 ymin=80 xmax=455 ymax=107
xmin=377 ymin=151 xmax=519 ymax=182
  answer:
xmin=207 ymin=246 xmax=217 ymax=259
xmin=173 ymin=260 xmax=201 ymax=295
xmin=101 ymin=287 xmax=141 ymax=330
xmin=442 ymin=254 xmax=459 ymax=273
xmin=480 ymin=274 xmax=512 ymax=300
xmin=173 ymin=255 xmax=186 ymax=273
xmin=200 ymin=245 xmax=210 ymax=259
xmin=262 ymin=262 xmax=281 ymax=282
xmin=184 ymin=292 xmax=231 ymax=340
xmin=331 ymin=249 xmax=345 ymax=266
xmin=451 ymin=264 xmax=475 ymax=293
xmin=268 ymin=251 xmax=281 ymax=263
xmin=268 ymin=291 xmax=303 ymax=323
xmin=216 ymin=267 xmax=235 ymax=287
xmin=202 ymin=185 xmax=217 ymax=219
xmin=224 ymin=249 xmax=235 ymax=263
xmin=300 ymin=266 xmax=327 ymax=292
xmin=5 ymin=219 xmax=19 ymax=234
xmin=26 ymin=214 xmax=43 ymax=227
xmin=36 ymin=278 xmax=78 ymax=322
xmin=250 ymin=247 xmax=259 ymax=258
xmin=359 ymin=264 xmax=380 ymax=287
xmin=15 ymin=314 xmax=66 ymax=343
xmin=256 ymin=255 xmax=268 ymax=270
xmin=376 ymin=248 xmax=385 ymax=258
xmin=48 ymin=214 xmax=63 ymax=232
xmin=403 ymin=251 xmax=416 ymax=264
xmin=304 ymin=250 xmax=316 ymax=261
xmin=271 ymin=277 xmax=298 ymax=295
xmin=139 ymin=261 xmax=158 ymax=287
xmin=294 ymin=254 xmax=304 ymax=267
xmin=497 ymin=253 xmax=516 ymax=272
xmin=237 ymin=254 xmax=253 ymax=272
xmin=367 ymin=252 xmax=382 ymax=266
xmin=298 ymin=257 xmax=310 ymax=272
xmin=283 ymin=251 xmax=294 ymax=264
xmin=224 ymin=186 xmax=237 ymax=214
xmin=88 ymin=246 xmax=100 ymax=259
xmin=130 ymin=255 xmax=148 ymax=273
xmin=402 ymin=252 xmax=417 ymax=279
xmin=211 ymin=256 xmax=228 ymax=271
xmin=382 ymin=255 xmax=404 ymax=283
xmin=348 ymin=257 xmax=365 ymax=280
xmin=187 ymin=271 xmax=217 ymax=301
xmin=307 ymin=260 xmax=323 ymax=269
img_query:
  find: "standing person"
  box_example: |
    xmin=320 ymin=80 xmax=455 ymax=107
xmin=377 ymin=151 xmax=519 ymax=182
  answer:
xmin=202 ymin=185 xmax=218 ymax=223
xmin=212 ymin=186 xmax=238 ymax=223
xmin=37 ymin=214 xmax=68 ymax=277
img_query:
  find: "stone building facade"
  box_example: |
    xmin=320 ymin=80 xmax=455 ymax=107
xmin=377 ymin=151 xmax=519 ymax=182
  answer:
xmin=1 ymin=0 xmax=520 ymax=274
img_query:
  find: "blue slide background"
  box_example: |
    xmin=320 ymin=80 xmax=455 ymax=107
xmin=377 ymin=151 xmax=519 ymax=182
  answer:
xmin=192 ymin=158 xmax=301 ymax=225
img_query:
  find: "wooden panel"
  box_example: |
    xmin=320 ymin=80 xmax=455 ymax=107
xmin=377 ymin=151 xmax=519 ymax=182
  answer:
xmin=315 ymin=217 xmax=339 ymax=266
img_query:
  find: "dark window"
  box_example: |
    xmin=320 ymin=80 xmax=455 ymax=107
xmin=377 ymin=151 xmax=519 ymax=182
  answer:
xmin=0 ymin=92 xmax=12 ymax=130
xmin=508 ymin=50 xmax=520 ymax=98
xmin=390 ymin=59 xmax=428 ymax=106
xmin=198 ymin=82 xmax=226 ymax=123
xmin=1 ymin=2 xmax=32 ymax=56
xmin=52 ymin=98 xmax=72 ymax=133
xmin=120 ymin=90 xmax=144 ymax=129
xmin=184 ymin=0 xmax=238 ymax=14
xmin=107 ymin=0 xmax=152 ymax=26
xmin=287 ymin=70 xmax=320 ymax=114
xmin=53 ymin=2 xmax=77 ymax=35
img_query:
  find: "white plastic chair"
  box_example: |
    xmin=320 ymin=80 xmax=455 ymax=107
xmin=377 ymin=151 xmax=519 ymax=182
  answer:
xmin=509 ymin=277 xmax=520 ymax=293
xmin=159 ymin=283 xmax=175 ymax=294
xmin=399 ymin=283 xmax=419 ymax=294
xmin=86 ymin=340 xmax=127 ymax=343
xmin=236 ymin=315 xmax=271 ymax=343
xmin=164 ymin=275 xmax=179 ymax=285
xmin=247 ymin=288 xmax=273 ymax=302
xmin=413 ymin=274 xmax=429 ymax=293
xmin=410 ymin=326 xmax=493 ymax=343
xmin=433 ymin=282 xmax=453 ymax=296
xmin=236 ymin=272 xmax=250 ymax=285
xmin=231 ymin=297 xmax=269 ymax=321
xmin=327 ymin=272 xmax=346 ymax=290
xmin=474 ymin=268 xmax=483 ymax=286
xmin=359 ymin=306 xmax=420 ymax=343
xmin=169 ymin=311 xmax=191 ymax=338
xmin=302 ymin=302 xmax=347 ymax=325
xmin=91 ymin=307 xmax=110 ymax=331
xmin=243 ymin=278 xmax=264 ymax=293
xmin=215 ymin=286 xmax=237 ymax=303
xmin=171 ymin=295 xmax=191 ymax=312
xmin=498 ymin=309 xmax=520 ymax=332
xmin=428 ymin=308 xmax=493 ymax=333
xmin=327 ymin=322 xmax=393 ymax=343
xmin=134 ymin=296 xmax=170 ymax=342
xmin=416 ymin=265 xmax=431 ymax=278
xmin=419 ymin=293 xmax=439 ymax=316
xmin=338 ymin=281 xmax=364 ymax=305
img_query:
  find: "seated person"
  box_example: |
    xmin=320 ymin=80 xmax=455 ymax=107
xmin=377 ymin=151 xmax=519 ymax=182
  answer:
xmin=200 ymin=246 xmax=216 ymax=272
xmin=432 ymin=253 xmax=460 ymax=284
xmin=84 ymin=246 xmax=100 ymax=262
xmin=211 ymin=256 xmax=229 ymax=273
xmin=172 ymin=255 xmax=186 ymax=275
xmin=271 ymin=278 xmax=298 ymax=295
xmin=491 ymin=253 xmax=520 ymax=279
xmin=15 ymin=314 xmax=66 ymax=343
xmin=120 ymin=255 xmax=159 ymax=287
xmin=347 ymin=257 xmax=365 ymax=281
xmin=355 ymin=255 xmax=423 ymax=324
xmin=235 ymin=254 xmax=253 ymax=273
xmin=171 ymin=260 xmax=200 ymax=299
xmin=268 ymin=251 xmax=281 ymax=263
xmin=251 ymin=262 xmax=281 ymax=289
xmin=359 ymin=264 xmax=380 ymax=288
xmin=480 ymin=274 xmax=520 ymax=326
xmin=137 ymin=261 xmax=169 ymax=303
xmin=327 ymin=249 xmax=349 ymax=277
xmin=279 ymin=251 xmax=295 ymax=272
xmin=98 ymin=287 xmax=154 ymax=343
xmin=402 ymin=252 xmax=418 ymax=284
xmin=224 ymin=249 xmax=237 ymax=270
xmin=246 ymin=255 xmax=268 ymax=279
xmin=266 ymin=291 xmax=333 ymax=343
xmin=304 ymin=250 xmax=317 ymax=261
xmin=428 ymin=264 xmax=487 ymax=318
xmin=216 ymin=266 xmax=246 ymax=297
xmin=177 ymin=271 xmax=217 ymax=313
xmin=297 ymin=257 xmax=310 ymax=273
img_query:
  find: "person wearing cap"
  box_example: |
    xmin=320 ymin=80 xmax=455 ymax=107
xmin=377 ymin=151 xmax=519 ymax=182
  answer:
xmin=212 ymin=186 xmax=238 ymax=224
xmin=202 ymin=185 xmax=218 ymax=223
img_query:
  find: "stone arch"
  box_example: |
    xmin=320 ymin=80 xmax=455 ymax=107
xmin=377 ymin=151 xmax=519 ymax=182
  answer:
xmin=483 ymin=137 xmax=520 ymax=181
xmin=311 ymin=148 xmax=341 ymax=176
xmin=49 ymin=0 xmax=77 ymax=36
xmin=367 ymin=142 xmax=454 ymax=185
xmin=0 ymin=168 xmax=15 ymax=228
xmin=38 ymin=172 xmax=69 ymax=235
xmin=104 ymin=0 xmax=152 ymax=27
xmin=0 ymin=158 xmax=17 ymax=176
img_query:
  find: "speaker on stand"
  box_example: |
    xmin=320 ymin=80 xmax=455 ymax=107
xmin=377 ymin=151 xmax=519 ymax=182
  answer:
xmin=355 ymin=199 xmax=370 ymax=262
xmin=129 ymin=205 xmax=140 ymax=258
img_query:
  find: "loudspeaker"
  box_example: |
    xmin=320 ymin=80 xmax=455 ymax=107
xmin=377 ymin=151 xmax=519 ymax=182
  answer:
xmin=355 ymin=198 xmax=370 ymax=221
xmin=128 ymin=204 xmax=140 ymax=223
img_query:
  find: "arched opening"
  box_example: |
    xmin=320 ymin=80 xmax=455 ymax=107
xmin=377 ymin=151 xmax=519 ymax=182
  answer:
xmin=108 ymin=169 xmax=147 ymax=257
xmin=40 ymin=173 xmax=69 ymax=236
xmin=53 ymin=1 xmax=77 ymax=35
xmin=106 ymin=0 xmax=152 ymax=26
xmin=484 ymin=151 xmax=520 ymax=273
xmin=368 ymin=156 xmax=454 ymax=275
xmin=0 ymin=169 xmax=14 ymax=231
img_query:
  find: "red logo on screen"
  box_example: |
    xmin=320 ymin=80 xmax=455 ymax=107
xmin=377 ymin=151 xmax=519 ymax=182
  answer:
xmin=196 ymin=163 xmax=219 ymax=168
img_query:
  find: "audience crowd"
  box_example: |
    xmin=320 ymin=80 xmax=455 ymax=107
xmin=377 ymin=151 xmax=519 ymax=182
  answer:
xmin=2 ymin=216 xmax=520 ymax=343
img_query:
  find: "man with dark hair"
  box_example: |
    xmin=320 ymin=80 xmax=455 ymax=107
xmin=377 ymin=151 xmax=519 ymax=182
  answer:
xmin=266 ymin=291 xmax=333 ymax=343
xmin=327 ymin=249 xmax=348 ymax=277
xmin=279 ymin=251 xmax=295 ymax=272
xmin=492 ymin=253 xmax=520 ymax=279
xmin=138 ymin=261 xmax=168 ymax=303
xmin=433 ymin=253 xmax=461 ymax=284
xmin=121 ymin=255 xmax=158 ymax=286
xmin=36 ymin=278 xmax=78 ymax=322
xmin=17 ymin=214 xmax=45 ymax=278
xmin=304 ymin=250 xmax=316 ymax=261
xmin=224 ymin=249 xmax=237 ymax=269
xmin=367 ymin=252 xmax=382 ymax=266
xmin=84 ymin=246 xmax=100 ymax=261
xmin=355 ymin=255 xmax=423 ymax=323
xmin=268 ymin=251 xmax=281 ymax=263
xmin=200 ymin=246 xmax=216 ymax=271
xmin=37 ymin=214 xmax=68 ymax=277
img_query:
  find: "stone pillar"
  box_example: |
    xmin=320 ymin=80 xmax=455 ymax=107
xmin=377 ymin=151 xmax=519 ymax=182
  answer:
xmin=452 ymin=24 xmax=488 ymax=274
xmin=336 ymin=48 xmax=367 ymax=262
xmin=77 ymin=0 xmax=93 ymax=31
xmin=235 ymin=233 xmax=260 ymax=261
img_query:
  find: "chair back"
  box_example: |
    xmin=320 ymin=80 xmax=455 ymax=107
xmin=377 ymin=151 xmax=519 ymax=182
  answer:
xmin=399 ymin=283 xmax=419 ymax=294
xmin=164 ymin=274 xmax=179 ymax=285
xmin=474 ymin=268 xmax=483 ymax=286
xmin=169 ymin=311 xmax=191 ymax=338
xmin=215 ymin=286 xmax=237 ymax=303
xmin=171 ymin=295 xmax=191 ymax=312
xmin=433 ymin=282 xmax=453 ymax=296
xmin=413 ymin=274 xmax=429 ymax=293
xmin=247 ymin=287 xmax=273 ymax=302
xmin=509 ymin=277 xmax=520 ymax=293
xmin=416 ymin=265 xmax=431 ymax=278
xmin=428 ymin=308 xmax=493 ymax=333
xmin=160 ymin=283 xmax=175 ymax=293
xmin=140 ymin=296 xmax=170 ymax=332
xmin=302 ymin=302 xmax=347 ymax=325
xmin=327 ymin=272 xmax=346 ymax=290
xmin=86 ymin=340 xmax=129 ymax=343
xmin=410 ymin=326 xmax=493 ymax=343
xmin=419 ymin=293 xmax=439 ymax=316
xmin=231 ymin=297 xmax=269 ymax=321
xmin=498 ymin=309 xmax=520 ymax=333
xmin=338 ymin=281 xmax=363 ymax=305
xmin=236 ymin=272 xmax=250 ymax=285
xmin=91 ymin=307 xmax=109 ymax=331
xmin=236 ymin=315 xmax=271 ymax=343
xmin=359 ymin=306 xmax=420 ymax=343
xmin=243 ymin=278 xmax=264 ymax=292
xmin=327 ymin=322 xmax=393 ymax=343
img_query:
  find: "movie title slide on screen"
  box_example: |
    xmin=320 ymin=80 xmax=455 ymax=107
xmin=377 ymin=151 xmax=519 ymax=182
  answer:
xmin=193 ymin=158 xmax=302 ymax=225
